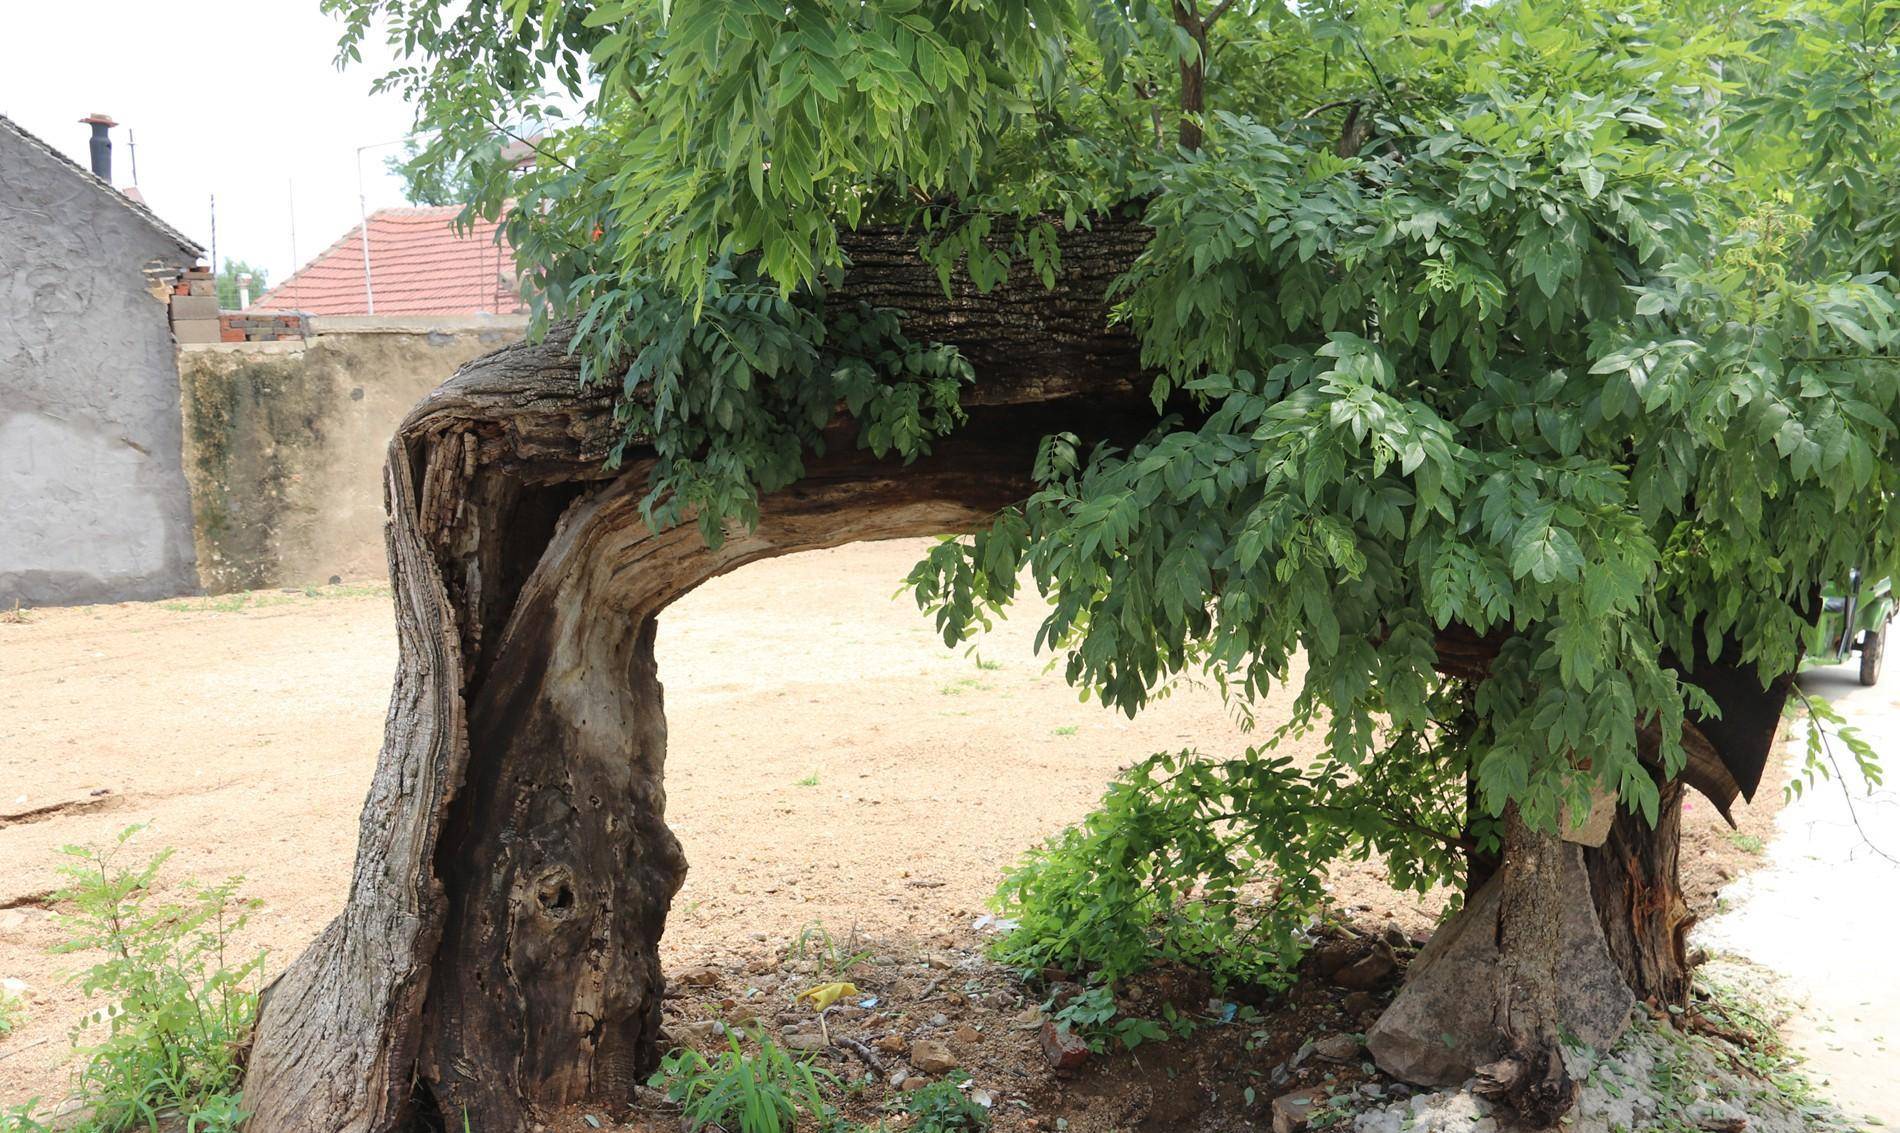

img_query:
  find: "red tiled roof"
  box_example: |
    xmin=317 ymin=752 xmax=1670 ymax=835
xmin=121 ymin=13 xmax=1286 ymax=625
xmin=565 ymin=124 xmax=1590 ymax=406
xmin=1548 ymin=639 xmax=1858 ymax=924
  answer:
xmin=254 ymin=205 xmax=523 ymax=317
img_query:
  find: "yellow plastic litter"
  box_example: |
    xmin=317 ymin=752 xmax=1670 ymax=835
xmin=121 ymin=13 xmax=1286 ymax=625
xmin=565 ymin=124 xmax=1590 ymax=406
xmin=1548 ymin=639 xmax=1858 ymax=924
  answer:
xmin=796 ymin=981 xmax=858 ymax=1011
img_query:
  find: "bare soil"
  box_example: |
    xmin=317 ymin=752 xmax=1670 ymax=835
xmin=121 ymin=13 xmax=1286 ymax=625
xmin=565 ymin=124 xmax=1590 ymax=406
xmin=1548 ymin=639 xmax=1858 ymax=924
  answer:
xmin=0 ymin=538 xmax=1784 ymax=1121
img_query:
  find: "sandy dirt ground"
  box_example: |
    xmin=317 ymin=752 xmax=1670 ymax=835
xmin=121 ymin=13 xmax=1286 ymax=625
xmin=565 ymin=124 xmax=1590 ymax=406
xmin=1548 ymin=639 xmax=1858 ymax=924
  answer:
xmin=1702 ymin=663 xmax=1900 ymax=1128
xmin=0 ymin=538 xmax=1797 ymax=1114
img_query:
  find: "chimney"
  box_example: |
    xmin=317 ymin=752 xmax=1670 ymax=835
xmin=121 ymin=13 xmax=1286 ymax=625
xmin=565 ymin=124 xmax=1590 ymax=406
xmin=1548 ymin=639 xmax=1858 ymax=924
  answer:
xmin=79 ymin=114 xmax=117 ymax=182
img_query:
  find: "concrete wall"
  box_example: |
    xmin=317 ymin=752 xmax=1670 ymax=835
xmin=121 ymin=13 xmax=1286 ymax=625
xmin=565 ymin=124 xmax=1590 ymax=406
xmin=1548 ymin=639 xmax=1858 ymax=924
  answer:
xmin=0 ymin=125 xmax=202 ymax=607
xmin=177 ymin=319 xmax=524 ymax=592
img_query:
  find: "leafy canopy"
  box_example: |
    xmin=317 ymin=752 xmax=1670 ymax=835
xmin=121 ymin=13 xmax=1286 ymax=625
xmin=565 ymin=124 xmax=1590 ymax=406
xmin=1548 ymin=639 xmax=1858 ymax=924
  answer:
xmin=330 ymin=0 xmax=1900 ymax=974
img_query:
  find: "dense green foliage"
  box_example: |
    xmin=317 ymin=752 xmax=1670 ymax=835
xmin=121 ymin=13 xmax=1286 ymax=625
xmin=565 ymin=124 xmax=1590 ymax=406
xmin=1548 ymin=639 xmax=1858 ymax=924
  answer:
xmin=992 ymin=747 xmax=1460 ymax=988
xmin=330 ymin=0 xmax=1900 ymax=984
xmin=0 ymin=828 xmax=261 ymax=1133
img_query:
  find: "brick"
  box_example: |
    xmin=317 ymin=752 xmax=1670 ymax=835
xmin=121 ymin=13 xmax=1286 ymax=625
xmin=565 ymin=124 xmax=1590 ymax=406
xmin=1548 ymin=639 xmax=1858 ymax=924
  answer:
xmin=172 ymin=319 xmax=222 ymax=344
xmin=171 ymin=295 xmax=219 ymax=320
xmin=220 ymin=328 xmax=245 ymax=342
xmin=188 ymin=281 xmax=217 ymax=297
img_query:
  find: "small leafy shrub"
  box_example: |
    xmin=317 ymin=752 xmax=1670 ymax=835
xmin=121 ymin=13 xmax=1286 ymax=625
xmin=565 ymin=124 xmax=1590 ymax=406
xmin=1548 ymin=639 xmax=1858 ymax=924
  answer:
xmin=48 ymin=826 xmax=264 ymax=1133
xmin=991 ymin=747 xmax=1463 ymax=991
xmin=0 ymin=989 xmax=19 ymax=1037
xmin=649 ymin=1031 xmax=837 ymax=1133
xmin=892 ymin=1071 xmax=989 ymax=1132
xmin=1045 ymin=983 xmax=1167 ymax=1053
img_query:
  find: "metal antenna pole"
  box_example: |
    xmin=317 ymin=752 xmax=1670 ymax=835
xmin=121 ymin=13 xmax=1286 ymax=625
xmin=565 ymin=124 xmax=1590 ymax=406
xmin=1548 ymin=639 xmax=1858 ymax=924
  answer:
xmin=356 ymin=146 xmax=375 ymax=314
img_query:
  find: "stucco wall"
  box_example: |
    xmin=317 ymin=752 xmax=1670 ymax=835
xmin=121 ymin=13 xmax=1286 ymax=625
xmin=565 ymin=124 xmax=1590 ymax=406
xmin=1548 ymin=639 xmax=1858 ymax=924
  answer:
xmin=177 ymin=322 xmax=523 ymax=591
xmin=0 ymin=125 xmax=201 ymax=607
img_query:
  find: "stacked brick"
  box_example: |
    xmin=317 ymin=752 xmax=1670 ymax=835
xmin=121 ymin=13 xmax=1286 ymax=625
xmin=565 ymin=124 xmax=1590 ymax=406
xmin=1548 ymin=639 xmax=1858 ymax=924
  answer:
xmin=168 ymin=265 xmax=221 ymax=344
xmin=217 ymin=312 xmax=307 ymax=342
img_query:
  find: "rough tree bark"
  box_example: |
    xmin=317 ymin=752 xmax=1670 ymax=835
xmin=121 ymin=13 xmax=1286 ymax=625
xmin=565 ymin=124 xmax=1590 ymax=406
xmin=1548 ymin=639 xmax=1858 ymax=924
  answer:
xmin=240 ymin=214 xmax=1786 ymax=1133
xmin=1476 ymin=808 xmax=1583 ymax=1125
xmin=1584 ymin=780 xmax=1693 ymax=1008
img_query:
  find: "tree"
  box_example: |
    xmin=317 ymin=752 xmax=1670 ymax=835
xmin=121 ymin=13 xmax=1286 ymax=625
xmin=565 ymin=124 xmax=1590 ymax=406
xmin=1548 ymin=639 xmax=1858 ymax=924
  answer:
xmin=383 ymin=137 xmax=484 ymax=207
xmin=243 ymin=0 xmax=1900 ymax=1129
xmin=215 ymin=259 xmax=268 ymax=310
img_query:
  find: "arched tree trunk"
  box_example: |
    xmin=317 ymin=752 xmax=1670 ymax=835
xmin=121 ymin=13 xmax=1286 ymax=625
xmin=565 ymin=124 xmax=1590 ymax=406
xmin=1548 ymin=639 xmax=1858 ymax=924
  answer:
xmin=240 ymin=215 xmax=1788 ymax=1133
xmin=240 ymin=222 xmax=1156 ymax=1133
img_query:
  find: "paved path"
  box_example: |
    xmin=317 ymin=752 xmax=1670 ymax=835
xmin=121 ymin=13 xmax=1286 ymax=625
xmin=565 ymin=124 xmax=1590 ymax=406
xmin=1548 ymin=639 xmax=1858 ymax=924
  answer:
xmin=1702 ymin=662 xmax=1900 ymax=1129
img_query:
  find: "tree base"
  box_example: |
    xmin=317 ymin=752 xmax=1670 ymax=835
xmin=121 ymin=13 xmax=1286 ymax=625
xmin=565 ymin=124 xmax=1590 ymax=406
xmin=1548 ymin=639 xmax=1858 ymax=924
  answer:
xmin=1367 ymin=844 xmax=1633 ymax=1090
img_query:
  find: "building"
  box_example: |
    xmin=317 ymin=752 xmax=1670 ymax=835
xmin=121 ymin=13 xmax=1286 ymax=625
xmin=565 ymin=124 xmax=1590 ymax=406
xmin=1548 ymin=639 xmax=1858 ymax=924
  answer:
xmin=0 ymin=113 xmax=204 ymax=607
xmin=253 ymin=206 xmax=523 ymax=317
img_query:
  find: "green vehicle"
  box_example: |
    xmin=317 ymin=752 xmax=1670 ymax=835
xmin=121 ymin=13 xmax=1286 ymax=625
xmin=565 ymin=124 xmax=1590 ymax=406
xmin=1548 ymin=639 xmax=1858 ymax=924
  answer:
xmin=1808 ymin=571 xmax=1895 ymax=686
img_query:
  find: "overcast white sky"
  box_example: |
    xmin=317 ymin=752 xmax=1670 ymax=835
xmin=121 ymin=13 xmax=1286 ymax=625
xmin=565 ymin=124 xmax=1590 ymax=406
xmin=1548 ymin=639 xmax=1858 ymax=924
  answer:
xmin=2 ymin=0 xmax=423 ymax=284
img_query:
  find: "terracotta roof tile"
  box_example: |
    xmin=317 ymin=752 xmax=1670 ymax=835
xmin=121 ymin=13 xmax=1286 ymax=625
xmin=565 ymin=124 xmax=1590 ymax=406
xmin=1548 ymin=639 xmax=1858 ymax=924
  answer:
xmin=254 ymin=205 xmax=523 ymax=317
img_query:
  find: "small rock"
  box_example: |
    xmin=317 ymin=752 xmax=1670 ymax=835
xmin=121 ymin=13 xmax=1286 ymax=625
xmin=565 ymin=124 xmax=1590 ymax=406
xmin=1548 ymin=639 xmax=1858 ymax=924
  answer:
xmin=1332 ymin=947 xmax=1398 ymax=990
xmin=875 ymin=1033 xmax=908 ymax=1054
xmin=782 ymin=1030 xmax=828 ymax=1052
xmin=1341 ymin=991 xmax=1379 ymax=1016
xmin=889 ymin=1067 xmax=910 ymax=1088
xmin=1381 ymin=922 xmax=1410 ymax=952
xmin=1011 ymin=1006 xmax=1046 ymax=1030
xmin=910 ymin=1038 xmax=958 ymax=1074
xmin=900 ymin=1075 xmax=931 ymax=1092
xmin=1311 ymin=941 xmax=1358 ymax=977
xmin=0 ymin=911 xmax=29 ymax=932
xmin=1039 ymin=1022 xmax=1089 ymax=1071
xmin=1314 ymin=1033 xmax=1360 ymax=1063
xmin=675 ymin=964 xmax=722 ymax=987
xmin=1271 ymin=1087 xmax=1328 ymax=1133
xmin=927 ymin=1012 xmax=949 ymax=1027
xmin=671 ymin=1020 xmax=722 ymax=1044
xmin=954 ymin=1024 xmax=981 ymax=1044
xmin=983 ymin=989 xmax=1016 ymax=1009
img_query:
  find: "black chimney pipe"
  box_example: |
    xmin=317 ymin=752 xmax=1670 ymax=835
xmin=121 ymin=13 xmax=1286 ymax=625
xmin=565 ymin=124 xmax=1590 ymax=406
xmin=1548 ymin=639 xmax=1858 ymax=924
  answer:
xmin=79 ymin=114 xmax=116 ymax=182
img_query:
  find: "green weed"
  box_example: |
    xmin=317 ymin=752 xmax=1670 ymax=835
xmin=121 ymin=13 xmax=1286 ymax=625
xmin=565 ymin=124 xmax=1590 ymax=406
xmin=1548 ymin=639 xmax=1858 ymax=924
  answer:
xmin=938 ymin=678 xmax=988 ymax=696
xmin=892 ymin=1071 xmax=990 ymax=1131
xmin=1726 ymin=833 xmax=1765 ymax=855
xmin=17 ymin=826 xmax=265 ymax=1133
xmin=790 ymin=922 xmax=872 ymax=976
xmin=648 ymin=1030 xmax=837 ymax=1133
xmin=795 ymin=772 xmax=821 ymax=788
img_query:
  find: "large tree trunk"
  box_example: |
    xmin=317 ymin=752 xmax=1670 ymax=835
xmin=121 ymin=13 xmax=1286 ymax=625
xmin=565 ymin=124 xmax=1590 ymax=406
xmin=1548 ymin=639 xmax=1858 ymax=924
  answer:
xmin=240 ymin=214 xmax=1782 ymax=1132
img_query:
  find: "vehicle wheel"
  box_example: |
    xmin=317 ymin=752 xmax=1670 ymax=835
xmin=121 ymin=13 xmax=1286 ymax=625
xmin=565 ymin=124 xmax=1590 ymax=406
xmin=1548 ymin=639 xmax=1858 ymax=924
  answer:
xmin=1860 ymin=618 xmax=1888 ymax=686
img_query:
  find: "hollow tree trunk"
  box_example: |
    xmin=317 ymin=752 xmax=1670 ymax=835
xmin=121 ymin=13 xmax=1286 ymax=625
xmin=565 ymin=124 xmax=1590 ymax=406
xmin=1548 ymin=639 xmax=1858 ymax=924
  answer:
xmin=240 ymin=221 xmax=1155 ymax=1133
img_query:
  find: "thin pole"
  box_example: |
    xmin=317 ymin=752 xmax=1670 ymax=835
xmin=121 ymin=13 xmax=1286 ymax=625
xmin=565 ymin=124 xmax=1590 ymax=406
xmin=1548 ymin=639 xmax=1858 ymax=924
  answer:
xmin=287 ymin=179 xmax=299 ymax=302
xmin=355 ymin=146 xmax=375 ymax=314
xmin=127 ymin=129 xmax=139 ymax=186
xmin=209 ymin=193 xmax=217 ymax=274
